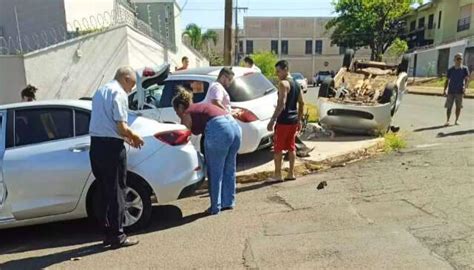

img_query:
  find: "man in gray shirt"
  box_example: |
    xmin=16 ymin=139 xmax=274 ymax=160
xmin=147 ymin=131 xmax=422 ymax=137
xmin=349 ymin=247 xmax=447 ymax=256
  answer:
xmin=89 ymin=66 xmax=144 ymax=249
xmin=444 ymin=53 xmax=470 ymax=126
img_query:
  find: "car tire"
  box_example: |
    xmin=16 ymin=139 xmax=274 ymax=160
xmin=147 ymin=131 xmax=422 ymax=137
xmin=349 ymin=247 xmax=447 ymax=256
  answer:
xmin=87 ymin=175 xmax=152 ymax=232
xmin=398 ymin=54 xmax=410 ymax=74
xmin=379 ymin=83 xmax=395 ymax=103
xmin=318 ymin=78 xmax=335 ymax=98
xmin=343 ymin=49 xmax=355 ymax=68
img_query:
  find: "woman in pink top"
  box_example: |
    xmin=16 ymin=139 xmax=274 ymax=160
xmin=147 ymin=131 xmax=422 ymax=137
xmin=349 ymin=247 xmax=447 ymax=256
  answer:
xmin=173 ymin=87 xmax=242 ymax=215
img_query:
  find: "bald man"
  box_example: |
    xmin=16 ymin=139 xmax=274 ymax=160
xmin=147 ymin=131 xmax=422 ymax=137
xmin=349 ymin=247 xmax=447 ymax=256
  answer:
xmin=89 ymin=66 xmax=144 ymax=249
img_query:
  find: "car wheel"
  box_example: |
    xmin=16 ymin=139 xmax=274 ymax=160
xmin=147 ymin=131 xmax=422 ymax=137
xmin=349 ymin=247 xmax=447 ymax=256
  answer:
xmin=343 ymin=49 xmax=355 ymax=68
xmin=88 ymin=175 xmax=152 ymax=232
xmin=318 ymin=78 xmax=335 ymax=98
xmin=378 ymin=83 xmax=397 ymax=104
xmin=398 ymin=54 xmax=410 ymax=74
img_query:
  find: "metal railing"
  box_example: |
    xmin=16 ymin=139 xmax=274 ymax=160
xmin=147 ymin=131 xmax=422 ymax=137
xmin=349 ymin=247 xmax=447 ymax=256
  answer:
xmin=0 ymin=5 xmax=176 ymax=55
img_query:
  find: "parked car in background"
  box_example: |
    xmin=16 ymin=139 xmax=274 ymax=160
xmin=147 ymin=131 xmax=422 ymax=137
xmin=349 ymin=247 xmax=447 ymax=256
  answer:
xmin=0 ymin=100 xmax=205 ymax=231
xmin=129 ymin=66 xmax=278 ymax=154
xmin=317 ymin=50 xmax=410 ymax=135
xmin=313 ymin=71 xmax=333 ymax=87
xmin=290 ymin=72 xmax=308 ymax=93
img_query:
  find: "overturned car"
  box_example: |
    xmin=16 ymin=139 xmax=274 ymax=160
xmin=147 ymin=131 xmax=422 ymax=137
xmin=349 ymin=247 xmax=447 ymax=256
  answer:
xmin=317 ymin=50 xmax=409 ymax=135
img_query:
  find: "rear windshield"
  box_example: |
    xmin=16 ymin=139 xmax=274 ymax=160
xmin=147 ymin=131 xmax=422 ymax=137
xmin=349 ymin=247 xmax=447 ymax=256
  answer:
xmin=227 ymin=73 xmax=276 ymax=102
xmin=292 ymin=73 xmax=304 ymax=79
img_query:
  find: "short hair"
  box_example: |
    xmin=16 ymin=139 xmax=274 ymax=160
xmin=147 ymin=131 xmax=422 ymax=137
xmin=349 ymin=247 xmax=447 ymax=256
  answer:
xmin=275 ymin=60 xmax=289 ymax=70
xmin=243 ymin=56 xmax=254 ymax=65
xmin=217 ymin=67 xmax=234 ymax=80
xmin=114 ymin=66 xmax=135 ymax=80
xmin=21 ymin=84 xmax=38 ymax=99
xmin=454 ymin=53 xmax=463 ymax=59
xmin=172 ymin=86 xmax=193 ymax=110
xmin=182 ymin=56 xmax=189 ymax=62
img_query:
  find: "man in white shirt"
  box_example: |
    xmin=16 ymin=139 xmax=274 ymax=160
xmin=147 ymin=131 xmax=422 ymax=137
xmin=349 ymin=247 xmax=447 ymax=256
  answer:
xmin=89 ymin=66 xmax=144 ymax=249
xmin=243 ymin=56 xmax=261 ymax=73
xmin=203 ymin=67 xmax=234 ymax=113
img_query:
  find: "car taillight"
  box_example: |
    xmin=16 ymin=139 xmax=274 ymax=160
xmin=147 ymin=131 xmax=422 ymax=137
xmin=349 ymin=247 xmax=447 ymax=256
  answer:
xmin=232 ymin=107 xmax=258 ymax=123
xmin=142 ymin=67 xmax=155 ymax=77
xmin=154 ymin=130 xmax=191 ymax=146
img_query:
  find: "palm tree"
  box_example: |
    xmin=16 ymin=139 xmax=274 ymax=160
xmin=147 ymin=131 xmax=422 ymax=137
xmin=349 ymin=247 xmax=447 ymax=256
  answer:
xmin=182 ymin=23 xmax=218 ymax=53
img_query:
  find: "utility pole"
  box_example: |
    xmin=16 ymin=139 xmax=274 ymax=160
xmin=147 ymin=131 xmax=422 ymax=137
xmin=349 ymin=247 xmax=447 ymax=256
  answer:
xmin=234 ymin=0 xmax=248 ymax=65
xmin=224 ymin=0 xmax=233 ymax=65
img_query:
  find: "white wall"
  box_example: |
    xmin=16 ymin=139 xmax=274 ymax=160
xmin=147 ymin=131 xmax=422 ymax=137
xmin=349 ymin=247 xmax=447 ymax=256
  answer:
xmin=23 ymin=26 xmax=130 ymax=100
xmin=64 ymin=0 xmax=114 ymax=30
xmin=0 ymin=56 xmax=27 ymax=104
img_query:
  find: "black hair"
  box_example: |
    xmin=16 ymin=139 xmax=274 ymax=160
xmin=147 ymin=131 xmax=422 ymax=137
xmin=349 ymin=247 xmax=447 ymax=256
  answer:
xmin=182 ymin=56 xmax=189 ymax=62
xmin=275 ymin=60 xmax=289 ymax=70
xmin=21 ymin=85 xmax=38 ymax=99
xmin=217 ymin=67 xmax=234 ymax=80
xmin=243 ymin=56 xmax=254 ymax=65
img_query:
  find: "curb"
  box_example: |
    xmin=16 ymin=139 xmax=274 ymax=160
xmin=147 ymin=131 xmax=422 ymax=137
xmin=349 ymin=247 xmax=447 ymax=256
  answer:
xmin=235 ymin=139 xmax=385 ymax=184
xmin=407 ymin=90 xmax=474 ymax=99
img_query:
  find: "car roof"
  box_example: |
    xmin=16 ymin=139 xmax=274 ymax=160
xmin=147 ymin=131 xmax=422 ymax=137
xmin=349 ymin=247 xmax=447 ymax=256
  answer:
xmin=0 ymin=100 xmax=92 ymax=111
xmin=172 ymin=66 xmax=256 ymax=78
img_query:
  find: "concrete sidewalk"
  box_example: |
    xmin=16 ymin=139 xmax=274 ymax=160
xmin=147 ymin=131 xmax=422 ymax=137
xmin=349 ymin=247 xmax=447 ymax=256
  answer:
xmin=236 ymin=134 xmax=384 ymax=183
xmin=408 ymin=86 xmax=474 ymax=99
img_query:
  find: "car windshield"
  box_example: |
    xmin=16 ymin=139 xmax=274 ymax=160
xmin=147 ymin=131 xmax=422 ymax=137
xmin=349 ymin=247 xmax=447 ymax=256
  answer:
xmin=319 ymin=71 xmax=331 ymax=75
xmin=227 ymin=73 xmax=276 ymax=102
xmin=291 ymin=73 xmax=304 ymax=80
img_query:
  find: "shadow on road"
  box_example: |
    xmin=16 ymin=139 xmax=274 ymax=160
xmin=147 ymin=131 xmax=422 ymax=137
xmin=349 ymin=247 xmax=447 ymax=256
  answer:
xmin=0 ymin=244 xmax=107 ymax=270
xmin=0 ymin=205 xmax=204 ymax=257
xmin=437 ymin=129 xmax=474 ymax=138
xmin=237 ymin=148 xmax=273 ymax=172
xmin=413 ymin=125 xmax=448 ymax=132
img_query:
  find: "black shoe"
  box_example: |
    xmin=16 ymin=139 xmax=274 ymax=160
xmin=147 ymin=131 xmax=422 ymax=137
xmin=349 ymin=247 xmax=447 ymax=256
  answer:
xmin=110 ymin=238 xmax=139 ymax=249
xmin=221 ymin=206 xmax=234 ymax=211
xmin=103 ymin=239 xmax=111 ymax=247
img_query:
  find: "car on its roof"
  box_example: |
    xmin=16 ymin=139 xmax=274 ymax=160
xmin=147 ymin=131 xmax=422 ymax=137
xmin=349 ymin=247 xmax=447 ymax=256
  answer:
xmin=129 ymin=65 xmax=278 ymax=154
xmin=0 ymin=99 xmax=205 ymax=231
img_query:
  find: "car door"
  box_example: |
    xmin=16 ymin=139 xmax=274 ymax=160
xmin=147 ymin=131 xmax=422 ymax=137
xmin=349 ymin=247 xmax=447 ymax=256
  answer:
xmin=2 ymin=107 xmax=91 ymax=220
xmin=0 ymin=110 xmax=12 ymax=222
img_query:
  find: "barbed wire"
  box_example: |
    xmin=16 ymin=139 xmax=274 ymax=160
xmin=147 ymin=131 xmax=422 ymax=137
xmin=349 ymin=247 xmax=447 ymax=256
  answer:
xmin=0 ymin=6 xmax=175 ymax=55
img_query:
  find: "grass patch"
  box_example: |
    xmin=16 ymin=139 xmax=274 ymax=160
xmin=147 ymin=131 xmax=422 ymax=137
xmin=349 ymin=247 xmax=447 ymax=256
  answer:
xmin=305 ymin=103 xmax=319 ymax=123
xmin=384 ymin=133 xmax=407 ymax=152
xmin=418 ymin=77 xmax=473 ymax=92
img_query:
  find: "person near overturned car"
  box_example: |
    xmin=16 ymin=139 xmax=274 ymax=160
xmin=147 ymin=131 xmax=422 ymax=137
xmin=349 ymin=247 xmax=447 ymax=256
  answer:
xmin=20 ymin=84 xmax=38 ymax=102
xmin=267 ymin=60 xmax=305 ymax=181
xmin=89 ymin=66 xmax=144 ymax=249
xmin=444 ymin=53 xmax=470 ymax=126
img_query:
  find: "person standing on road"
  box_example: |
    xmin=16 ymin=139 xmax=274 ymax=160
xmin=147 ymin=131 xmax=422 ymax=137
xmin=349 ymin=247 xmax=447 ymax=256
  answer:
xmin=89 ymin=66 xmax=144 ymax=249
xmin=203 ymin=67 xmax=234 ymax=113
xmin=243 ymin=56 xmax=261 ymax=73
xmin=444 ymin=53 xmax=470 ymax=126
xmin=175 ymin=56 xmax=190 ymax=71
xmin=173 ymin=87 xmax=241 ymax=215
xmin=267 ymin=60 xmax=304 ymax=181
xmin=20 ymin=85 xmax=38 ymax=102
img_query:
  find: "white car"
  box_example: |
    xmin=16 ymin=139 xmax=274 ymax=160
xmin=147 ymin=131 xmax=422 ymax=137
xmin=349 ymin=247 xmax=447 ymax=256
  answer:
xmin=0 ymin=100 xmax=205 ymax=231
xmin=291 ymin=72 xmax=308 ymax=93
xmin=129 ymin=66 xmax=277 ymax=154
xmin=317 ymin=50 xmax=409 ymax=135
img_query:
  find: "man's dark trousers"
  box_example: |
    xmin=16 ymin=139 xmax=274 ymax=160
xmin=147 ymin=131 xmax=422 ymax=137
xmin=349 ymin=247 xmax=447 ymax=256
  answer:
xmin=90 ymin=136 xmax=127 ymax=244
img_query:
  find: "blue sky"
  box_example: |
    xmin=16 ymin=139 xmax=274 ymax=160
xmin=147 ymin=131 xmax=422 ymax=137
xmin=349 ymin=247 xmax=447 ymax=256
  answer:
xmin=177 ymin=0 xmax=429 ymax=30
xmin=177 ymin=0 xmax=336 ymax=30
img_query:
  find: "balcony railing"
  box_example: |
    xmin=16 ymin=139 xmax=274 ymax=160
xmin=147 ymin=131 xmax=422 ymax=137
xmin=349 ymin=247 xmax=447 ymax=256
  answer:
xmin=457 ymin=17 xmax=471 ymax=32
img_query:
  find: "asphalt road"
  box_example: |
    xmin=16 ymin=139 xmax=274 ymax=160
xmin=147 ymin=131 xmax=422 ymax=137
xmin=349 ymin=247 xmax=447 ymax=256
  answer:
xmin=0 ymin=93 xmax=472 ymax=269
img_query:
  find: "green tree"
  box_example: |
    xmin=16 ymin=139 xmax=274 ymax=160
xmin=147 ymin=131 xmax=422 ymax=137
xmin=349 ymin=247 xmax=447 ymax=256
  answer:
xmin=248 ymin=51 xmax=278 ymax=82
xmin=326 ymin=0 xmax=422 ymax=61
xmin=203 ymin=49 xmax=224 ymax=66
xmin=182 ymin=23 xmax=218 ymax=53
xmin=386 ymin=38 xmax=409 ymax=58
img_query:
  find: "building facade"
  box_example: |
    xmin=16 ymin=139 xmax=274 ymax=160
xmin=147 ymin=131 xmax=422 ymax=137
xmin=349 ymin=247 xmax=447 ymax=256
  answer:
xmin=403 ymin=0 xmax=474 ymax=77
xmin=241 ymin=17 xmax=371 ymax=81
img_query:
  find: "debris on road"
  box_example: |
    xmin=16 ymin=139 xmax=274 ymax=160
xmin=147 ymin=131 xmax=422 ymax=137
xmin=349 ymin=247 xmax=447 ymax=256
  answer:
xmin=317 ymin=181 xmax=328 ymax=190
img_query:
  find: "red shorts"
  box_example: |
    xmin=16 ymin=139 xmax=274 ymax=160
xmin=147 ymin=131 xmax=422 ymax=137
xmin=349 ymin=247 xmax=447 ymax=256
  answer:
xmin=273 ymin=123 xmax=298 ymax=153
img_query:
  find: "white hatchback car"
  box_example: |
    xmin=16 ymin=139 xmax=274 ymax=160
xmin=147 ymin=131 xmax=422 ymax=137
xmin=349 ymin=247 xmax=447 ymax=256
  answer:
xmin=129 ymin=66 xmax=278 ymax=154
xmin=0 ymin=100 xmax=205 ymax=231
